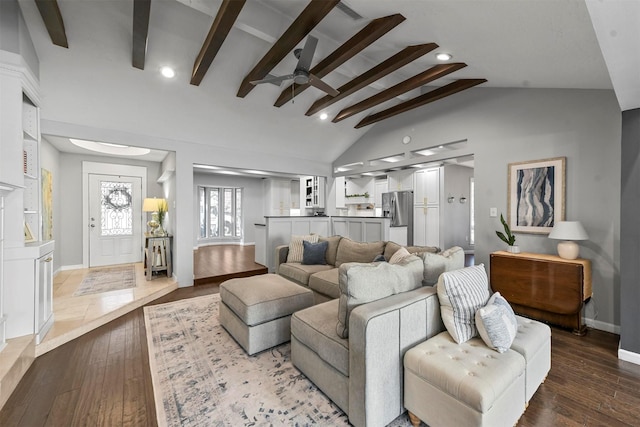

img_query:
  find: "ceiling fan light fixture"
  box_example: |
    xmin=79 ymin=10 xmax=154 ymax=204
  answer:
xmin=319 ymin=113 xmax=328 ymax=120
xmin=436 ymin=53 xmax=452 ymax=61
xmin=160 ymin=66 xmax=175 ymax=78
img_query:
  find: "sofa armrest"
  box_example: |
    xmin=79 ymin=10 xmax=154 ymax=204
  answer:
xmin=347 ymin=287 xmax=444 ymax=427
xmin=275 ymin=245 xmax=289 ymax=274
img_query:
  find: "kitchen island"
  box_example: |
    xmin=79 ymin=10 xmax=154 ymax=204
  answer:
xmin=256 ymin=215 xmax=390 ymax=271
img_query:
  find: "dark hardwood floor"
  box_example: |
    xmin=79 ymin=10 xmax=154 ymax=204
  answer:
xmin=193 ymin=244 xmax=267 ymax=285
xmin=2 ymin=245 xmax=639 ymax=426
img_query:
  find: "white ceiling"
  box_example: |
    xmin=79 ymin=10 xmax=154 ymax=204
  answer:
xmin=18 ymin=0 xmax=636 ymax=167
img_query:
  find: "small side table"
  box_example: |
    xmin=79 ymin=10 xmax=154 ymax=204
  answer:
xmin=144 ymin=233 xmax=172 ymax=280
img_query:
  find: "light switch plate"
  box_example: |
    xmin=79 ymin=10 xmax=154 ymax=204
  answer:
xmin=490 ymin=207 xmax=498 ymax=217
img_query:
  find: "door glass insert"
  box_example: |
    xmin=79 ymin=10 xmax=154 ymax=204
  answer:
xmin=101 ymin=181 xmax=133 ymax=236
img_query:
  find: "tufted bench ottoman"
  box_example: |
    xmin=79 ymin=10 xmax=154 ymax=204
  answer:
xmin=512 ymin=315 xmax=551 ymax=402
xmin=219 ymin=274 xmax=314 ymax=355
xmin=404 ymin=331 xmax=526 ymax=427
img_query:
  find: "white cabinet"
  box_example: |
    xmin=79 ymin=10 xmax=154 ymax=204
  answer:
xmin=414 ymin=167 xmax=442 ymax=247
xmin=5 ymin=240 xmax=55 ymax=343
xmin=414 ymin=206 xmax=440 ymax=247
xmin=387 ymin=170 xmax=414 ymax=191
xmin=414 ymin=167 xmax=441 ymax=206
xmin=331 ymin=217 xmax=390 ymax=243
xmin=374 ymin=179 xmax=388 ymax=207
xmin=263 ymin=179 xmax=292 ymax=215
xmin=335 ymin=176 xmax=346 ymax=209
xmin=303 ymin=176 xmax=325 ymax=208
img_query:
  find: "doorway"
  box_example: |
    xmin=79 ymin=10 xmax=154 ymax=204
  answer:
xmin=82 ymin=162 xmax=147 ymax=267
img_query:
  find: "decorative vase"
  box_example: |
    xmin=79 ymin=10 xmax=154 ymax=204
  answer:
xmin=507 ymin=245 xmax=520 ymax=254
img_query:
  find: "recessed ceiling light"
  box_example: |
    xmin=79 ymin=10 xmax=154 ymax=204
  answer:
xmin=436 ymin=53 xmax=452 ymax=61
xmin=160 ymin=66 xmax=175 ymax=78
xmin=319 ymin=113 xmax=328 ymax=120
xmin=70 ymin=139 xmax=150 ymax=156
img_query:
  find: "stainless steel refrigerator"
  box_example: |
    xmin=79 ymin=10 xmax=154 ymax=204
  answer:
xmin=381 ymin=190 xmax=414 ymax=245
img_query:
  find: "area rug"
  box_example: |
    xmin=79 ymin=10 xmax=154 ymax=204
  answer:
xmin=144 ymin=294 xmax=413 ymax=426
xmin=73 ymin=264 xmax=136 ymax=296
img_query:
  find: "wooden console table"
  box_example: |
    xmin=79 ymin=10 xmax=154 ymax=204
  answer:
xmin=144 ymin=234 xmax=172 ymax=280
xmin=489 ymin=251 xmax=592 ymax=335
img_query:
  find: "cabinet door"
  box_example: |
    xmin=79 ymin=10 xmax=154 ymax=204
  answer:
xmin=35 ymin=251 xmax=54 ymax=344
xmin=335 ymin=176 xmax=346 ymax=209
xmin=425 ymin=168 xmax=440 ymax=206
xmin=414 ymin=207 xmax=426 ymax=246
xmin=425 ymin=206 xmax=440 ymax=247
xmin=414 ymin=170 xmax=426 ymax=205
xmin=374 ymin=179 xmax=388 ymax=207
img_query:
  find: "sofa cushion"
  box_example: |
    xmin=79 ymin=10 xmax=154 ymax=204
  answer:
xmin=319 ymin=235 xmax=342 ymax=266
xmin=475 ymin=292 xmax=518 ymax=353
xmin=420 ymin=246 xmax=465 ymax=286
xmin=287 ymin=234 xmax=319 ymax=263
xmin=336 ymin=255 xmax=423 ymax=338
xmin=278 ymin=263 xmax=333 ymax=286
xmin=291 ymin=300 xmax=349 ymax=376
xmin=335 ymin=238 xmax=385 ymax=267
xmin=437 ymin=264 xmax=490 ymax=344
xmin=302 ymin=240 xmax=328 ymax=265
xmin=384 ymin=241 xmax=439 ymax=261
xmin=308 ymin=268 xmax=340 ymax=299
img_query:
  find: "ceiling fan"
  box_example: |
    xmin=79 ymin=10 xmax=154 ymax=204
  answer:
xmin=250 ymin=36 xmax=339 ymax=97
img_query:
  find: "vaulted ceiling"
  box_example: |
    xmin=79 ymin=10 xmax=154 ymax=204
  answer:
xmin=19 ymin=0 xmax=621 ymax=166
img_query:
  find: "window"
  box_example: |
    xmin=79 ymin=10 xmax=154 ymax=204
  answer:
xmin=199 ymin=186 xmax=243 ymax=239
xmin=469 ymin=177 xmax=475 ymax=245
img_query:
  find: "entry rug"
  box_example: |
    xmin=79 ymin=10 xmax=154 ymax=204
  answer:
xmin=73 ymin=264 xmax=136 ymax=296
xmin=144 ymin=294 xmax=414 ymax=427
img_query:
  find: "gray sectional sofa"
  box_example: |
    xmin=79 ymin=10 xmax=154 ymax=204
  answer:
xmin=275 ymin=236 xmax=458 ymax=304
xmin=274 ymin=235 xmax=466 ymax=427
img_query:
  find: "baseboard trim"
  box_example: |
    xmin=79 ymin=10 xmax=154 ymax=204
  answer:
xmin=584 ymin=318 xmax=620 ymax=334
xmin=60 ymin=264 xmax=85 ymax=271
xmin=618 ymin=348 xmax=640 ymax=366
xmin=195 ymin=241 xmax=255 ymax=248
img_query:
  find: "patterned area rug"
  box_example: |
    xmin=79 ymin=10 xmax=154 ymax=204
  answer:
xmin=144 ymin=294 xmax=415 ymax=426
xmin=73 ymin=264 xmax=136 ymax=296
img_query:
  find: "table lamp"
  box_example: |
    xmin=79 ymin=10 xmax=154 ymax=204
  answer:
xmin=143 ymin=198 xmax=160 ymax=234
xmin=548 ymin=221 xmax=589 ymax=260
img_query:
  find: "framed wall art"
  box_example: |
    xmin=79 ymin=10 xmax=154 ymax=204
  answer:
xmin=507 ymin=157 xmax=565 ymax=234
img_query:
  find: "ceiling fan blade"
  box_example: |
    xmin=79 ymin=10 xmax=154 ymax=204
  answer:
xmin=296 ymin=36 xmax=318 ymax=71
xmin=250 ymin=73 xmax=295 ymax=86
xmin=308 ymin=74 xmax=339 ymax=97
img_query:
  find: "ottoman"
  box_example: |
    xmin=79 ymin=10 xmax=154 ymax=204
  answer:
xmin=219 ymin=274 xmax=314 ymax=355
xmin=404 ymin=331 xmax=526 ymax=427
xmin=512 ymin=315 xmax=552 ymax=402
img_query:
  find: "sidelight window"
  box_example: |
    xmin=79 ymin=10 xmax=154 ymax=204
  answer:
xmin=199 ymin=186 xmax=243 ymax=239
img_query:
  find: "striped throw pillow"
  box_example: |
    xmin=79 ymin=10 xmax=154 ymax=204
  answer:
xmin=437 ymin=264 xmax=490 ymax=344
xmin=286 ymin=234 xmax=319 ymax=263
xmin=476 ymin=292 xmax=518 ymax=353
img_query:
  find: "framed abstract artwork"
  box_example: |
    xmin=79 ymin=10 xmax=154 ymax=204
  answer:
xmin=507 ymin=157 xmax=566 ymax=234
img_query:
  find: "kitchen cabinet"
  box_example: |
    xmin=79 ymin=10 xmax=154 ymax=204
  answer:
xmin=263 ymin=179 xmax=292 ymax=216
xmin=335 ymin=176 xmax=346 ymax=209
xmin=374 ymin=179 xmax=388 ymax=208
xmin=414 ymin=167 xmax=441 ymax=206
xmin=414 ymin=206 xmax=440 ymax=247
xmin=331 ymin=217 xmax=390 ymax=243
xmin=303 ymin=176 xmax=325 ymax=208
xmin=387 ymin=170 xmax=414 ymax=191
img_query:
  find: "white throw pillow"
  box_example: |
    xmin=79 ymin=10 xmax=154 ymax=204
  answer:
xmin=287 ymin=234 xmax=319 ymax=263
xmin=389 ymin=247 xmax=411 ymax=264
xmin=476 ymin=292 xmax=518 ymax=353
xmin=437 ymin=264 xmax=490 ymax=344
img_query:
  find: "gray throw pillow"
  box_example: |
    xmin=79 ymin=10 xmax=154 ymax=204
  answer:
xmin=475 ymin=292 xmax=518 ymax=353
xmin=302 ymin=240 xmax=328 ymax=265
xmin=336 ymin=255 xmax=423 ymax=338
xmin=420 ymin=246 xmax=465 ymax=286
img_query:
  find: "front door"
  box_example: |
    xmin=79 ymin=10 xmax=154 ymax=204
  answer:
xmin=88 ymin=174 xmax=143 ymax=267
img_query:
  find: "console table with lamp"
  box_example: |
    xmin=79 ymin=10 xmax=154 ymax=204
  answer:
xmin=142 ymin=198 xmax=171 ymax=280
xmin=490 ymin=221 xmax=591 ymax=335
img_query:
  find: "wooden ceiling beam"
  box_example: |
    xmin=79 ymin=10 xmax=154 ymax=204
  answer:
xmin=273 ymin=13 xmax=406 ymax=107
xmin=236 ymin=0 xmax=340 ymax=98
xmin=34 ymin=0 xmax=68 ymax=48
xmin=305 ymin=43 xmax=437 ymax=117
xmin=355 ymin=79 xmax=487 ymax=129
xmin=191 ymin=0 xmax=246 ymax=86
xmin=333 ymin=63 xmax=467 ymax=122
xmin=132 ymin=0 xmax=151 ymax=69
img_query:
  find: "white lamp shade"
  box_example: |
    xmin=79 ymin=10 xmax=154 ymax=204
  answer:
xmin=548 ymin=221 xmax=589 ymax=241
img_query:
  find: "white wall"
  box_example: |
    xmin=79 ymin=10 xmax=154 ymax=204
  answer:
xmin=57 ymin=152 xmax=163 ymax=267
xmin=333 ymin=87 xmax=622 ymax=330
xmin=442 ymin=165 xmax=474 ymax=251
xmin=193 ymin=172 xmax=265 ymax=246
